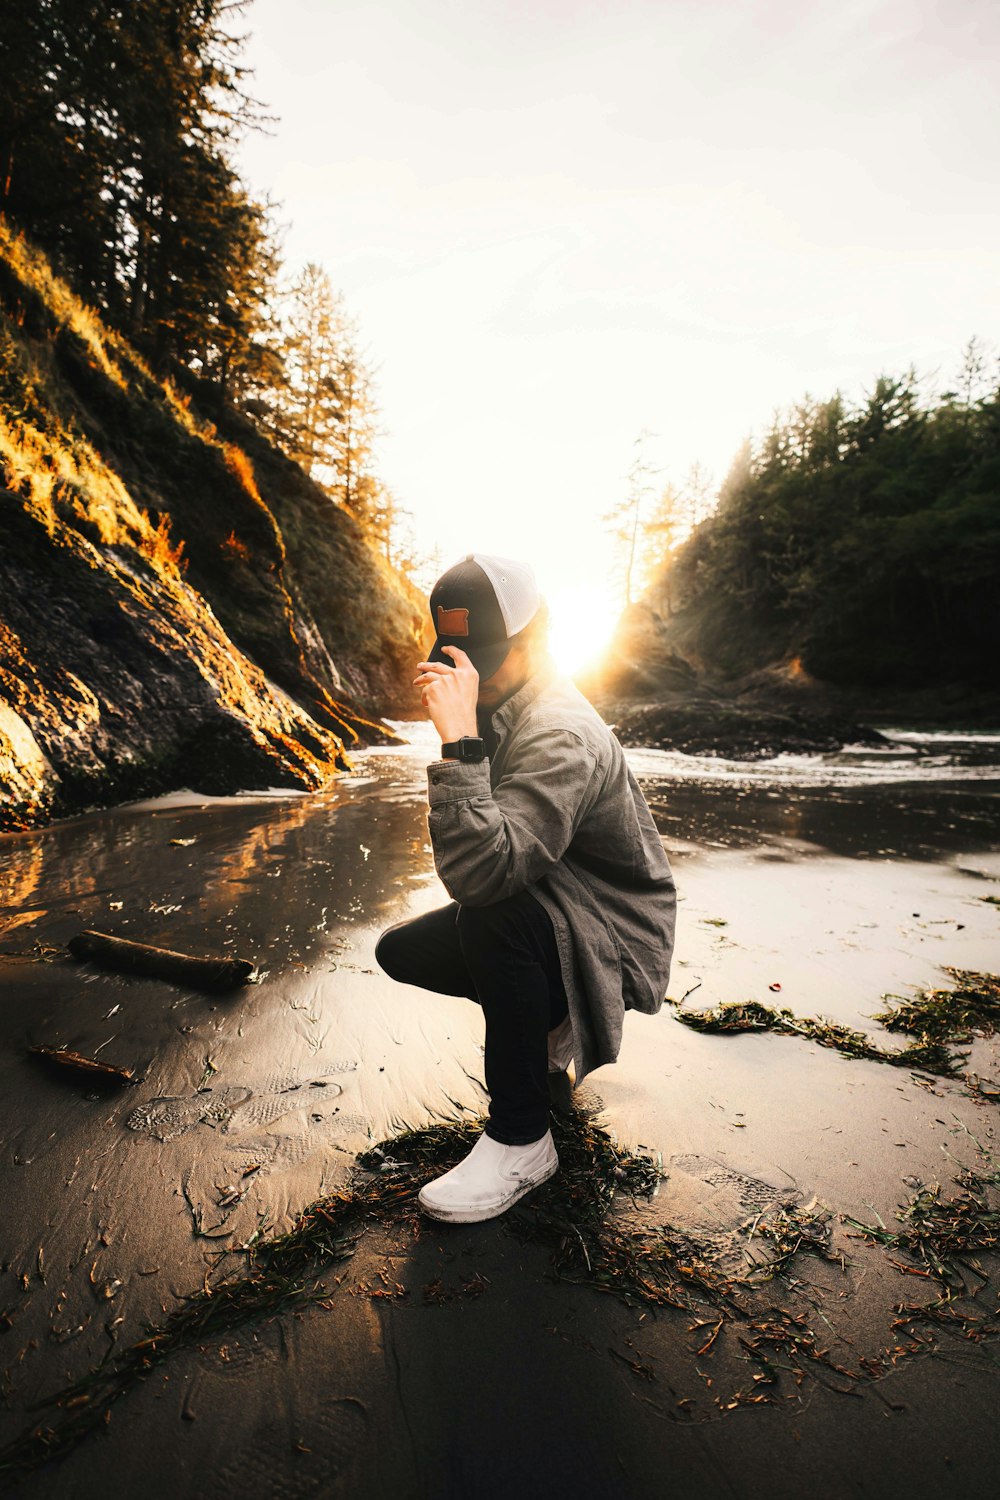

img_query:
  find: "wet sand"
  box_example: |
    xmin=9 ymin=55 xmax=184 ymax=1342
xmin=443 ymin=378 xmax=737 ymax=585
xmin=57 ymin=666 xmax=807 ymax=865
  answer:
xmin=1 ymin=720 xmax=999 ymax=1497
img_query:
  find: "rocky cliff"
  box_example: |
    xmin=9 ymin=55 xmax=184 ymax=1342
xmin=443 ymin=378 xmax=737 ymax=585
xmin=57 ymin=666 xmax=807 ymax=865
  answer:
xmin=0 ymin=223 xmax=430 ymax=833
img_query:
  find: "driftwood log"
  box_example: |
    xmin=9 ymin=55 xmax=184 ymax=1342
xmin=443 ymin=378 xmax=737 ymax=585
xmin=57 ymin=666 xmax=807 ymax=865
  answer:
xmin=67 ymin=931 xmax=256 ymax=992
xmin=28 ymin=1044 xmax=139 ymax=1089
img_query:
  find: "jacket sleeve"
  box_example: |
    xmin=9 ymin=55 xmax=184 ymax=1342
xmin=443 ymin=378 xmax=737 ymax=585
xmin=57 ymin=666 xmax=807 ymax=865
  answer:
xmin=426 ymin=727 xmax=602 ymax=906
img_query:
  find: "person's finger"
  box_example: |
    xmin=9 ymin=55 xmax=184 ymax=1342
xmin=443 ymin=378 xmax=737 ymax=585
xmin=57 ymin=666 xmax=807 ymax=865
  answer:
xmin=442 ymin=646 xmax=477 ymax=675
xmin=415 ymin=661 xmax=453 ymax=675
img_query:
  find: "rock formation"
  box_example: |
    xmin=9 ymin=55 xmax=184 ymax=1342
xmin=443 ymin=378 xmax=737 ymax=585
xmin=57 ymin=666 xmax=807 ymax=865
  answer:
xmin=0 ymin=224 xmax=430 ymax=831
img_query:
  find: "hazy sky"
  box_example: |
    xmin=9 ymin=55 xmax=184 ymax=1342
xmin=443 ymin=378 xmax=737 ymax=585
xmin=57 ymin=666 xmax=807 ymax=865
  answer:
xmin=233 ymin=0 xmax=997 ymax=663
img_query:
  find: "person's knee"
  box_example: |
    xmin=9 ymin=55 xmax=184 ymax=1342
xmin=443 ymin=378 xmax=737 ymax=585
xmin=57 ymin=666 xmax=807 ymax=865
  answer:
xmin=374 ymin=924 xmax=405 ymax=979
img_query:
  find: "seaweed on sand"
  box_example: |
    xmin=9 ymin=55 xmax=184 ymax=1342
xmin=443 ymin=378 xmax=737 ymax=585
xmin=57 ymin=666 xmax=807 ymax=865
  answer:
xmin=744 ymin=1202 xmax=841 ymax=1282
xmin=671 ymin=968 xmax=1000 ymax=1081
xmin=671 ymin=999 xmax=957 ymax=1074
xmin=873 ymin=967 xmax=1000 ymax=1046
xmin=12 ymin=1092 xmax=1000 ymax=1472
xmin=0 ymin=1105 xmax=852 ymax=1476
xmin=845 ymin=1154 xmax=1000 ymax=1293
xmin=0 ymin=1110 xmax=672 ymax=1474
xmin=844 ymin=1143 xmax=1000 ymax=1345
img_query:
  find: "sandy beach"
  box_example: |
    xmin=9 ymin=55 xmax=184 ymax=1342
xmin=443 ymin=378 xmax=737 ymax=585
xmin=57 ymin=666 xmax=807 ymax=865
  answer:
xmin=1 ymin=719 xmax=998 ymax=1498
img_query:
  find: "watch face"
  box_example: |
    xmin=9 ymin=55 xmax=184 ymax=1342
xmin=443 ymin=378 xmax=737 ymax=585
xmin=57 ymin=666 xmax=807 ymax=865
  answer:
xmin=460 ymin=737 xmax=485 ymax=761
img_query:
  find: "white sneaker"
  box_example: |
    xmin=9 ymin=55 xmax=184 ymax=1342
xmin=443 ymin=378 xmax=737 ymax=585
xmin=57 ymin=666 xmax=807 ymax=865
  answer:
xmin=417 ymin=1127 xmax=559 ymax=1223
xmin=547 ymin=1014 xmax=574 ymax=1073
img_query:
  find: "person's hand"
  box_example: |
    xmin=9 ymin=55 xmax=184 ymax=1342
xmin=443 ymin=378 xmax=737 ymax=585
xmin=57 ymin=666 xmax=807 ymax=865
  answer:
xmin=413 ymin=647 xmax=480 ymax=744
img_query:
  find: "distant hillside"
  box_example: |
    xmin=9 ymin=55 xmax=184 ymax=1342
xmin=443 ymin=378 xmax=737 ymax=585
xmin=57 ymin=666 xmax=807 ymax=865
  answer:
xmin=590 ymin=360 xmax=1000 ymax=723
xmin=0 ymin=222 xmax=430 ymax=833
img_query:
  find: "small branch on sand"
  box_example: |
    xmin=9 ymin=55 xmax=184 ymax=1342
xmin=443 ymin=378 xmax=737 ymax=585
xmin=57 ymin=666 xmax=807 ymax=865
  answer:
xmin=27 ymin=1044 xmax=140 ymax=1089
xmin=67 ymin=931 xmax=257 ymax=992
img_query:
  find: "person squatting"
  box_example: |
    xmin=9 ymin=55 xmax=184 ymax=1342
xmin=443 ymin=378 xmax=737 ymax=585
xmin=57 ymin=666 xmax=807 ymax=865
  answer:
xmin=375 ymin=553 xmax=677 ymax=1223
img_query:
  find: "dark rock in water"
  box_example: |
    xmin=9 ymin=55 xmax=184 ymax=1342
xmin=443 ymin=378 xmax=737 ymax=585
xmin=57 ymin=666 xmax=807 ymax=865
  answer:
xmin=606 ymin=696 xmax=893 ymax=760
xmin=0 ymin=226 xmax=431 ymax=832
xmin=580 ymin=602 xmax=898 ymax=758
xmin=583 ymin=594 xmax=1000 ymax=754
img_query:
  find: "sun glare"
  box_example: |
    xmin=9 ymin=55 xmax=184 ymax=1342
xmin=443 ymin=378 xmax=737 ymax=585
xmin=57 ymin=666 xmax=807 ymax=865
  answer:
xmin=547 ymin=583 xmax=617 ymax=678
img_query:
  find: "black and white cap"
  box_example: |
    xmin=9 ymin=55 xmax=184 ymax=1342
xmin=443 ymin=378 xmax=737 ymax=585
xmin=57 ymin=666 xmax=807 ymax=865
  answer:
xmin=427 ymin=553 xmax=541 ymax=680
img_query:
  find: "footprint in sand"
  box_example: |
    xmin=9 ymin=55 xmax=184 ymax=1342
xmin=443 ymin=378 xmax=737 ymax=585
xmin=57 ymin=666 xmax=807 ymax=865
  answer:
xmin=179 ymin=1111 xmax=372 ymax=1236
xmin=125 ymin=1064 xmax=370 ymax=1237
xmin=664 ymin=1153 xmax=804 ymax=1243
xmin=125 ymin=1063 xmax=359 ymax=1141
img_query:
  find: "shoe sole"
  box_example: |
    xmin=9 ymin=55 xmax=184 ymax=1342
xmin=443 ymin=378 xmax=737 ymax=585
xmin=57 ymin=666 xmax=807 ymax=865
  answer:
xmin=417 ymin=1157 xmax=560 ymax=1224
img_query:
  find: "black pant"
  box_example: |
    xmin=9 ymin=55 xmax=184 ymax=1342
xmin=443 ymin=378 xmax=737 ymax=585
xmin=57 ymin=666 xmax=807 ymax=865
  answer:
xmin=375 ymin=889 xmax=570 ymax=1145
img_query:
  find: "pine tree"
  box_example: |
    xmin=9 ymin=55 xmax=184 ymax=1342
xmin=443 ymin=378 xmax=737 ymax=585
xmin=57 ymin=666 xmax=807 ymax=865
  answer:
xmin=278 ymin=263 xmax=343 ymax=474
xmin=329 ymin=347 xmax=381 ymax=519
xmin=277 ymin=263 xmax=383 ymax=519
xmin=639 ymin=482 xmax=685 ymax=614
xmin=0 ymin=0 xmax=278 ymax=390
xmin=602 ymin=430 xmax=661 ymax=609
xmin=368 ymin=484 xmax=421 ymax=571
xmin=678 ymin=461 xmax=715 ymax=534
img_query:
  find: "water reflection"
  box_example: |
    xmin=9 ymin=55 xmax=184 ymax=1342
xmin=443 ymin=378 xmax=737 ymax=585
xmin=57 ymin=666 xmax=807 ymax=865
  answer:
xmin=641 ymin=777 xmax=1000 ymax=862
xmin=377 ymin=715 xmax=1000 ymax=864
xmin=0 ymin=778 xmax=435 ymax=959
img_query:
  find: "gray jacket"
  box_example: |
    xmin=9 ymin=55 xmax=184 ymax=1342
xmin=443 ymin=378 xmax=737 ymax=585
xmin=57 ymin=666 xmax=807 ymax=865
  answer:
xmin=425 ymin=654 xmax=677 ymax=1086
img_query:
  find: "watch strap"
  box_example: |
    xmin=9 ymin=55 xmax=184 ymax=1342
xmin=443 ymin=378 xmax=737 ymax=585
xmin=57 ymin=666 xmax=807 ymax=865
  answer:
xmin=441 ymin=736 xmax=486 ymax=762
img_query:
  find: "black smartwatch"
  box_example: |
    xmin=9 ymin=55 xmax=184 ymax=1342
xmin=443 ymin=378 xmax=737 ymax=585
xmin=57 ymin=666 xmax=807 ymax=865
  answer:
xmin=441 ymin=736 xmax=486 ymax=763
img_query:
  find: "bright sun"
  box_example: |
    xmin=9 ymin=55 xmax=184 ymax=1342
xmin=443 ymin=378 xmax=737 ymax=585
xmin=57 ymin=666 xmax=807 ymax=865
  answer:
xmin=546 ymin=583 xmax=617 ymax=677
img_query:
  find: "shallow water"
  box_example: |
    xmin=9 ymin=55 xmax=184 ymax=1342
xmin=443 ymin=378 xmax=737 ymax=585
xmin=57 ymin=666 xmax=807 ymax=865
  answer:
xmin=0 ymin=717 xmax=998 ymax=1284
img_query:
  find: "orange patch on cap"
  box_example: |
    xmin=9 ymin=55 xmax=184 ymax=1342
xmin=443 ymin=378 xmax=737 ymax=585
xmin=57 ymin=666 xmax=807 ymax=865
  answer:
xmin=437 ymin=606 xmax=470 ymax=636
